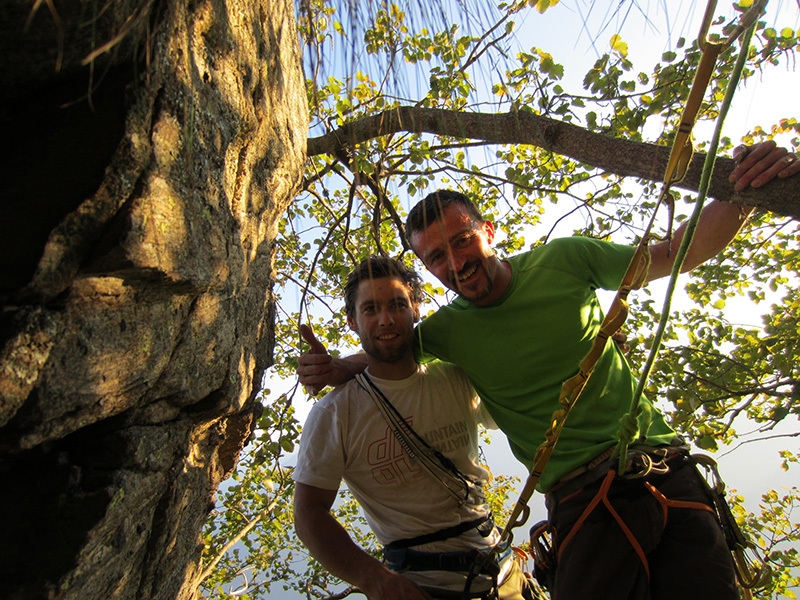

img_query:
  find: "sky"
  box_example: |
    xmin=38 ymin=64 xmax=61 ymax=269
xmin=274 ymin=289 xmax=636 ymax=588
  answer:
xmin=253 ymin=1 xmax=800 ymax=598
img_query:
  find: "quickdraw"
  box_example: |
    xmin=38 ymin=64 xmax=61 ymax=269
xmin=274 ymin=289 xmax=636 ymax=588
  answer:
xmin=692 ymin=454 xmax=773 ymax=597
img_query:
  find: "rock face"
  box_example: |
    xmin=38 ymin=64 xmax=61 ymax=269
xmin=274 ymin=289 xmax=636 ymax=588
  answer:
xmin=0 ymin=0 xmax=308 ymax=598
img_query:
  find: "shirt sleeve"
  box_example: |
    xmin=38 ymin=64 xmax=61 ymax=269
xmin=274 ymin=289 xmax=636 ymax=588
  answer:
xmin=435 ymin=361 xmax=495 ymax=429
xmin=547 ymin=236 xmax=643 ymax=291
xmin=293 ymin=397 xmax=346 ymax=491
xmin=477 ymin=399 xmax=497 ymax=430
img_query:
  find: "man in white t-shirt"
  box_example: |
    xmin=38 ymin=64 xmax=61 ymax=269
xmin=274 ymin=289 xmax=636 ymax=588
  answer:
xmin=293 ymin=256 xmax=539 ymax=600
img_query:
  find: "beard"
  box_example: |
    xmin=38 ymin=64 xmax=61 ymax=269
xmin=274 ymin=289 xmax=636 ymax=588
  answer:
xmin=449 ymin=261 xmax=493 ymax=302
xmin=361 ymin=333 xmax=414 ymax=364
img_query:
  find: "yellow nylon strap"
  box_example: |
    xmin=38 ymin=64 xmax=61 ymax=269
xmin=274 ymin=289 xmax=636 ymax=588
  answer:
xmin=662 ymin=0 xmax=765 ymax=186
xmin=663 ymin=42 xmax=723 ymax=185
xmin=500 ymin=242 xmax=650 ymax=536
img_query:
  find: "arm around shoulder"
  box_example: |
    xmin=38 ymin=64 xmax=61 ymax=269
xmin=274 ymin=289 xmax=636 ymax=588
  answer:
xmin=646 ymin=141 xmax=800 ymax=283
xmin=297 ymin=353 xmax=368 ymax=395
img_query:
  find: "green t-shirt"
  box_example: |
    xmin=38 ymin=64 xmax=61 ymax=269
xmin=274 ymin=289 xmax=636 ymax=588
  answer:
xmin=416 ymin=236 xmax=677 ymax=492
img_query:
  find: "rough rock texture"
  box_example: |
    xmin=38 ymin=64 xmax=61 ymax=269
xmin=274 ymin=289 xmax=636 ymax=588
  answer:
xmin=0 ymin=0 xmax=308 ymax=598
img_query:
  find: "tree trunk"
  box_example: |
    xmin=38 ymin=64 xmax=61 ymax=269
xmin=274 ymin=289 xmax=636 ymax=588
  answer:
xmin=0 ymin=0 xmax=308 ymax=598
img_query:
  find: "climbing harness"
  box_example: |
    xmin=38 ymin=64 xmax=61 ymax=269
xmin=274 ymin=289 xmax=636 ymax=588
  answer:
xmin=527 ymin=445 xmax=686 ymax=587
xmin=383 ymin=544 xmax=512 ymax=600
xmin=491 ymin=1 xmax=773 ymax=595
xmin=383 ymin=514 xmax=495 ymax=555
xmin=546 ymin=449 xmax=715 ymax=577
xmin=528 ymin=450 xmax=774 ymax=596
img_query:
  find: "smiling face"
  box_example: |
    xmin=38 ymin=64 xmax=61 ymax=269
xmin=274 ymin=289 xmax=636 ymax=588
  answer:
xmin=409 ymin=203 xmax=510 ymax=307
xmin=346 ymin=276 xmax=420 ymax=379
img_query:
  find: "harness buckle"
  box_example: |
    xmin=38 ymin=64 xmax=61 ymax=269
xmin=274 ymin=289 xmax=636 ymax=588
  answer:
xmin=620 ymin=447 xmax=670 ymax=480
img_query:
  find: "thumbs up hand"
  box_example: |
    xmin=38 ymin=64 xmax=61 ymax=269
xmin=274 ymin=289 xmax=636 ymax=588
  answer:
xmin=297 ymin=324 xmax=333 ymax=395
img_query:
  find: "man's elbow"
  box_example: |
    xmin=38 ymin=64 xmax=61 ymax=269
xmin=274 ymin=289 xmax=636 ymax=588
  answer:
xmin=293 ymin=504 xmax=314 ymax=547
xmin=293 ymin=484 xmax=333 ymax=544
xmin=293 ymin=488 xmax=311 ymax=539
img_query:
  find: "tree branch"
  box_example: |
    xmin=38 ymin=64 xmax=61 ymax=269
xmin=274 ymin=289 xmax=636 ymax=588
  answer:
xmin=196 ymin=495 xmax=281 ymax=588
xmin=307 ymin=107 xmax=800 ymax=220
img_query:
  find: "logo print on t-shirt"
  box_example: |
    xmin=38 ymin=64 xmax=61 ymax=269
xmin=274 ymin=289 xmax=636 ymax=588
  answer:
xmin=367 ymin=418 xmax=470 ymax=485
xmin=368 ymin=420 xmax=423 ymax=485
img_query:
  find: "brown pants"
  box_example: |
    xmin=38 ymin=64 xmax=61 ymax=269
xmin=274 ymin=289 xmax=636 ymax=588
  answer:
xmin=548 ymin=461 xmax=737 ymax=600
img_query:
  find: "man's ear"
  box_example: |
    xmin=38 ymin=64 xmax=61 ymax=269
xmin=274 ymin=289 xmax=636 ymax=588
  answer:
xmin=482 ymin=219 xmax=495 ymax=243
xmin=412 ymin=304 xmax=421 ymax=323
xmin=347 ymin=314 xmax=358 ymax=333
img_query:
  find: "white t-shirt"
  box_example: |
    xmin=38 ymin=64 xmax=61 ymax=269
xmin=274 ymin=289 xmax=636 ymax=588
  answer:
xmin=294 ymin=362 xmax=499 ymax=552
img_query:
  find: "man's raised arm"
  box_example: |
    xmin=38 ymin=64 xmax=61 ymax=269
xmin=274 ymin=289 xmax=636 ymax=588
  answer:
xmin=646 ymin=140 xmax=800 ymax=283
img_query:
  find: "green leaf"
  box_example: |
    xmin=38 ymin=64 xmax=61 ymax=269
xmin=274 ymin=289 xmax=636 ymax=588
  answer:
xmin=696 ymin=435 xmax=719 ymax=451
